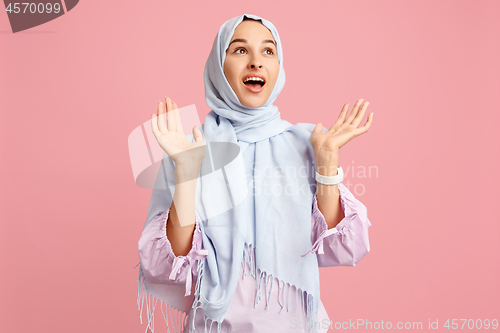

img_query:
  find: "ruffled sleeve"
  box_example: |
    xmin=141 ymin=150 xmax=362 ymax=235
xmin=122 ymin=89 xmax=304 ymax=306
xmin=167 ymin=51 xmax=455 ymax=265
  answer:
xmin=137 ymin=207 xmax=207 ymax=296
xmin=301 ymin=182 xmax=372 ymax=267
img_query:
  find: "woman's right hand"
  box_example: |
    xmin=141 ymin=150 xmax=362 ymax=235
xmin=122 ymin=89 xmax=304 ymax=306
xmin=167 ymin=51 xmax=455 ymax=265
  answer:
xmin=151 ymin=96 xmax=206 ymax=168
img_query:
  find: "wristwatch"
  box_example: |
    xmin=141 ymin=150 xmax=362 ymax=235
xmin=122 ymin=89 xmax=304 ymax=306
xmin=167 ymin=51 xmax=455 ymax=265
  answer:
xmin=315 ymin=166 xmax=344 ymax=185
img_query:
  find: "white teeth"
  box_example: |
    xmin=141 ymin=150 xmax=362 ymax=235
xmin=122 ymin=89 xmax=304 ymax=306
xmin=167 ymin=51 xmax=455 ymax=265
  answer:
xmin=243 ymin=77 xmax=265 ymax=83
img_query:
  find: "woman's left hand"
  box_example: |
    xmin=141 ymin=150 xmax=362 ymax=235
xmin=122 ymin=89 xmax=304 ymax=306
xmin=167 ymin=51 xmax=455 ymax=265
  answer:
xmin=311 ymin=98 xmax=373 ymax=173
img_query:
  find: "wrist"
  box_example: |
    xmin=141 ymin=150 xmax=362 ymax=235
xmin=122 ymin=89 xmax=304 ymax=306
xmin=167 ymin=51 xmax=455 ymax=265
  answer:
xmin=316 ymin=165 xmax=344 ymax=187
xmin=314 ymin=150 xmax=339 ymax=176
xmin=174 ymin=163 xmax=202 ymax=183
xmin=316 ymin=163 xmax=339 ymax=177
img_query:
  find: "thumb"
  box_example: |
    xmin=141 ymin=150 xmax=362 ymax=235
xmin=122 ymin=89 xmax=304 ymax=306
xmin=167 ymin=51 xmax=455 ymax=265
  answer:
xmin=313 ymin=122 xmax=322 ymax=133
xmin=193 ymin=126 xmax=203 ymax=143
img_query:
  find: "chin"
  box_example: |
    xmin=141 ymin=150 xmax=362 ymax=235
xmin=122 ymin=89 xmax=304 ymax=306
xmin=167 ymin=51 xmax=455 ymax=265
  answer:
xmin=239 ymin=94 xmax=270 ymax=109
xmin=242 ymin=101 xmax=264 ymax=108
xmin=242 ymin=101 xmax=265 ymax=108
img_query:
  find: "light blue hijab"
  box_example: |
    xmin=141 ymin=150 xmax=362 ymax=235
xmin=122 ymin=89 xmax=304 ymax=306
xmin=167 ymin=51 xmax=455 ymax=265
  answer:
xmin=139 ymin=13 xmax=326 ymax=333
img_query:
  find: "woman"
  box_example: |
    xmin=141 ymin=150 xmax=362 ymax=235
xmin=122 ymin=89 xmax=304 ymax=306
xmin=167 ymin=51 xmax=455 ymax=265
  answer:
xmin=137 ymin=14 xmax=373 ymax=333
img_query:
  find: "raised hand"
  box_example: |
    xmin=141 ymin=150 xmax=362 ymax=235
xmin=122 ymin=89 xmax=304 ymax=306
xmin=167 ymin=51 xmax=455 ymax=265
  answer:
xmin=151 ymin=96 xmax=206 ymax=168
xmin=311 ymin=98 xmax=373 ymax=173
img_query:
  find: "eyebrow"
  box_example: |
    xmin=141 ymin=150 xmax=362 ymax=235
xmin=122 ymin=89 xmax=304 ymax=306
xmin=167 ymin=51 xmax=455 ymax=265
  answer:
xmin=228 ymin=38 xmax=276 ymax=48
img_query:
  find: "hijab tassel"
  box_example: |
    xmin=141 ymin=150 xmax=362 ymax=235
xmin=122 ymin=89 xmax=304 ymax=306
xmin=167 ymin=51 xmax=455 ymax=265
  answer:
xmin=136 ymin=264 xmax=188 ymax=333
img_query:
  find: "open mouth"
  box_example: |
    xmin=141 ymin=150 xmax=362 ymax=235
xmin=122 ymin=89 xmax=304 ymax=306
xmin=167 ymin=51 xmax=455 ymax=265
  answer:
xmin=243 ymin=76 xmax=266 ymax=93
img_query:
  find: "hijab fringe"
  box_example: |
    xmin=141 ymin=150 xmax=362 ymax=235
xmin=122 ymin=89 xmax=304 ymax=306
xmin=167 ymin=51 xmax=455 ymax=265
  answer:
xmin=136 ymin=264 xmax=189 ymax=333
xmin=186 ymin=243 xmax=319 ymax=333
xmin=136 ymin=242 xmax=318 ymax=333
xmin=136 ymin=243 xmax=319 ymax=333
xmin=242 ymin=243 xmax=318 ymax=332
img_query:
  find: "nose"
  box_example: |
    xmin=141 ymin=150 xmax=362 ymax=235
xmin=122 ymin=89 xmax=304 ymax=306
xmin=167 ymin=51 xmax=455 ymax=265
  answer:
xmin=247 ymin=54 xmax=263 ymax=70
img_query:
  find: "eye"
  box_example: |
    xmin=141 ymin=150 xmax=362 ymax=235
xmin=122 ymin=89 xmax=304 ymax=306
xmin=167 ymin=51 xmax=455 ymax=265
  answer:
xmin=264 ymin=48 xmax=275 ymax=55
xmin=234 ymin=47 xmax=246 ymax=54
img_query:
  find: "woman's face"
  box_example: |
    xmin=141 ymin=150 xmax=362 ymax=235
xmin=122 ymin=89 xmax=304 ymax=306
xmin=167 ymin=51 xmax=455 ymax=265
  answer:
xmin=224 ymin=20 xmax=279 ymax=108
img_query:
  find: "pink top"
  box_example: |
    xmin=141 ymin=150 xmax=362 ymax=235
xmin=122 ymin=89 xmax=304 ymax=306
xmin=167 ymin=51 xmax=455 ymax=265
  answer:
xmin=137 ymin=182 xmax=371 ymax=332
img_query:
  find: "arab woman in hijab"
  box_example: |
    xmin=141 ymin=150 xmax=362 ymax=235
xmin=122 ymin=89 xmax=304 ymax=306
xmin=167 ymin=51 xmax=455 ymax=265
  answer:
xmin=137 ymin=13 xmax=373 ymax=333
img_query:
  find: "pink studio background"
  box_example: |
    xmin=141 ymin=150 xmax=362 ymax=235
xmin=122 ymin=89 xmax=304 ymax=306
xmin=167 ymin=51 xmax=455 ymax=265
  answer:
xmin=1 ymin=0 xmax=499 ymax=332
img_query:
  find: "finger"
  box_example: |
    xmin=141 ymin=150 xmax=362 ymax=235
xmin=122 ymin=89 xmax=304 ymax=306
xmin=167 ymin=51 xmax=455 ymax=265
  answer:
xmin=193 ymin=126 xmax=204 ymax=143
xmin=354 ymin=112 xmax=374 ymax=136
xmin=173 ymin=101 xmax=184 ymax=134
xmin=157 ymin=101 xmax=167 ymax=133
xmin=166 ymin=96 xmax=177 ymax=132
xmin=345 ymin=98 xmax=364 ymax=125
xmin=366 ymin=112 xmax=374 ymax=128
xmin=330 ymin=103 xmax=349 ymax=130
xmin=151 ymin=111 xmax=160 ymax=137
xmin=351 ymin=102 xmax=369 ymax=128
xmin=313 ymin=122 xmax=322 ymax=133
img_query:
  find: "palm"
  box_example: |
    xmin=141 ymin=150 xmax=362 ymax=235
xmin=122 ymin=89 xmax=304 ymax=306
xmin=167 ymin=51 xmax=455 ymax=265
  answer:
xmin=151 ymin=96 xmax=205 ymax=166
xmin=311 ymin=98 xmax=373 ymax=154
